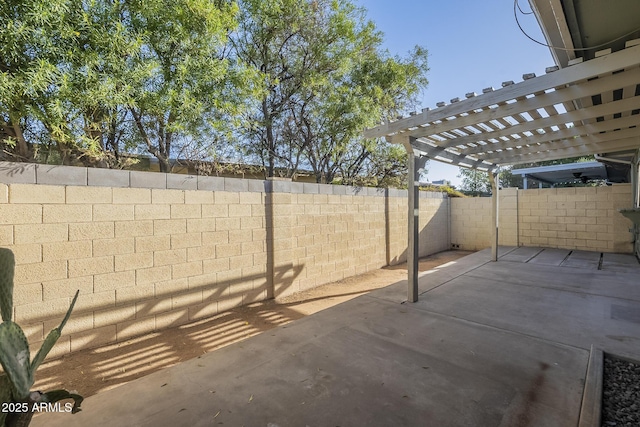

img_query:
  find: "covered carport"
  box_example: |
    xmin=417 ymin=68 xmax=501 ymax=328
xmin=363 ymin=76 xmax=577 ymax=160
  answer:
xmin=510 ymin=160 xmax=635 ymax=189
xmin=365 ymin=1 xmax=640 ymax=301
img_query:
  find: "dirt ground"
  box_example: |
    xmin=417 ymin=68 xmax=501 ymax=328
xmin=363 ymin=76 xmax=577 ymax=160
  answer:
xmin=33 ymin=250 xmax=473 ymax=398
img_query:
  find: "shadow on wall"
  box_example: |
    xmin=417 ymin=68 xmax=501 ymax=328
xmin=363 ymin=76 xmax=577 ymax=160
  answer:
xmin=31 ymin=249 xmax=473 ymax=399
xmin=25 ymin=263 xmax=304 ymax=362
xmin=0 ymin=163 xmax=33 ymax=177
xmin=32 ymin=296 xmax=308 ymax=398
xmin=264 ymin=178 xmax=304 ymax=299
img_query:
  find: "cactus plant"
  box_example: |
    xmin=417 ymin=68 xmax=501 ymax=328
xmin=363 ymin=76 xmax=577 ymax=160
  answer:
xmin=0 ymin=248 xmax=82 ymax=427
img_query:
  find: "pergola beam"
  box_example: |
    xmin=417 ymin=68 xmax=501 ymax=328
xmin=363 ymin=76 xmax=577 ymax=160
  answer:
xmin=486 ymin=135 xmax=640 ymax=165
xmin=400 ymin=137 xmax=428 ymax=303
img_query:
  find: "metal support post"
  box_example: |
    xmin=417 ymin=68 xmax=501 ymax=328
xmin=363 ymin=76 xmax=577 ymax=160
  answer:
xmin=632 ymin=150 xmax=640 ymax=258
xmin=489 ymin=171 xmax=499 ymax=262
xmin=632 ymin=150 xmax=640 ymax=209
xmin=401 ymin=138 xmax=427 ymax=302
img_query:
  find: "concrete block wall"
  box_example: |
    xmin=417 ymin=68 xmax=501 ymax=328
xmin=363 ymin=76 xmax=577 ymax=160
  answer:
xmin=384 ymin=191 xmax=450 ymax=266
xmin=265 ymin=182 xmax=450 ymax=298
xmin=519 ymin=185 xmax=633 ymax=253
xmin=1 ymin=183 xmax=269 ymax=358
xmin=0 ymin=162 xmax=450 ymax=357
xmin=450 ymin=188 xmax=519 ymax=251
xmin=285 ymin=190 xmax=388 ymax=294
xmin=450 ymin=185 xmax=634 ymax=253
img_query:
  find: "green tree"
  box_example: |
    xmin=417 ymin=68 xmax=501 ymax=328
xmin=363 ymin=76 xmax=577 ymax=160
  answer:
xmin=122 ymin=0 xmax=245 ymax=172
xmin=1 ymin=0 xmax=249 ymax=170
xmin=232 ymin=0 xmax=428 ymax=183
xmin=350 ymin=142 xmax=409 ymax=188
xmin=1 ymin=0 xmax=145 ymax=166
xmin=294 ymin=44 xmax=428 ymax=184
xmin=496 ymin=167 xmax=522 ymax=188
xmin=0 ymin=0 xmax=83 ymax=162
xmin=458 ymin=168 xmax=491 ymax=196
xmin=231 ymin=0 xmax=314 ymax=177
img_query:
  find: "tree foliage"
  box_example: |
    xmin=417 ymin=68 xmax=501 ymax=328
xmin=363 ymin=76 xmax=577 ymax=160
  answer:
xmin=231 ymin=0 xmax=428 ymax=182
xmin=1 ymin=0 xmax=247 ymax=171
xmin=1 ymin=0 xmax=85 ymax=163
xmin=457 ymin=168 xmax=491 ymax=196
xmin=123 ymin=0 xmax=245 ymax=172
xmin=1 ymin=0 xmax=428 ymax=187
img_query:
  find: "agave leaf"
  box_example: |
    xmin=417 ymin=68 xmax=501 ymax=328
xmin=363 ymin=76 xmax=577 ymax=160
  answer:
xmin=0 ymin=322 xmax=33 ymax=400
xmin=0 ymin=248 xmax=15 ymax=322
xmin=40 ymin=389 xmax=84 ymax=414
xmin=29 ymin=329 xmax=61 ymax=376
xmin=58 ymin=290 xmax=79 ymax=333
xmin=30 ymin=290 xmax=79 ymax=374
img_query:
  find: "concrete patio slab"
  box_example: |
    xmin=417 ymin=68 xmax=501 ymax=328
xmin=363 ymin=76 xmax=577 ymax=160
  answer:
xmin=499 ymin=246 xmax=542 ymax=263
xmin=601 ymin=252 xmax=640 ymax=273
xmin=33 ymin=247 xmax=640 ymax=427
xmin=603 ymin=253 xmax=639 ymax=265
xmin=465 ymin=261 xmax=640 ymax=302
xmin=416 ymin=267 xmax=640 ymax=356
xmin=526 ymin=248 xmax=571 ymax=266
xmin=561 ymin=250 xmax=600 ymax=269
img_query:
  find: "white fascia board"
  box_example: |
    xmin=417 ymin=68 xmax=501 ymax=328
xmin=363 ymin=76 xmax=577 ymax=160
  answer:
xmin=512 ymin=161 xmax=604 ymax=175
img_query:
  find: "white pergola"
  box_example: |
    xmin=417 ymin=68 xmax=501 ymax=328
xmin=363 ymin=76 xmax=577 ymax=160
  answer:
xmin=365 ymin=41 xmax=640 ymax=302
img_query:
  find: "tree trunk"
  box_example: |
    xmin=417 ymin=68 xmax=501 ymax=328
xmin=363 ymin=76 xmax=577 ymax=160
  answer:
xmin=158 ymin=156 xmax=171 ymax=173
xmin=262 ymin=99 xmax=275 ymax=178
xmin=131 ymin=108 xmax=171 ymax=173
xmin=7 ymin=113 xmax=30 ymax=160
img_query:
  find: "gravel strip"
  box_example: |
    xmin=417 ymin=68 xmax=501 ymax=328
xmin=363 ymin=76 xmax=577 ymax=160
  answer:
xmin=602 ymin=355 xmax=640 ymax=426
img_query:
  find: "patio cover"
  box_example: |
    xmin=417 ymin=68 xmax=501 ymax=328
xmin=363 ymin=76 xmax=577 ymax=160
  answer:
xmin=364 ymin=40 xmax=640 ymax=302
xmin=364 ymin=41 xmax=640 ymax=168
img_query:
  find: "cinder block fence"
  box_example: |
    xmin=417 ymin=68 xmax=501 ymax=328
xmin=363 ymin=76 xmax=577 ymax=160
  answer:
xmin=0 ymin=162 xmax=633 ymax=358
xmin=450 ymin=185 xmax=634 ymax=253
xmin=0 ymin=162 xmax=449 ymax=357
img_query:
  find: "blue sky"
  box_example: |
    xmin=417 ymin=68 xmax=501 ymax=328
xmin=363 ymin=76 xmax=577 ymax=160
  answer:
xmin=353 ymin=0 xmax=555 ymax=187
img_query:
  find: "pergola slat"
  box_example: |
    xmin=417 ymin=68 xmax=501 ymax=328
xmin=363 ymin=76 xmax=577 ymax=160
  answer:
xmin=387 ymin=66 xmax=640 ymax=142
xmin=482 ymin=127 xmax=640 ymax=164
xmin=364 ymin=43 xmax=640 ymax=139
xmin=473 ymin=114 xmax=640 ymax=158
xmin=464 ymin=102 xmax=640 ymax=155
xmin=441 ymin=96 xmax=640 ymax=153
xmin=394 ymin=136 xmax=498 ymax=171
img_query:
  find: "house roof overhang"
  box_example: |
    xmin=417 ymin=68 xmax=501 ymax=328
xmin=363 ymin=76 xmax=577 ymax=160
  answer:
xmin=529 ymin=0 xmax=640 ymax=68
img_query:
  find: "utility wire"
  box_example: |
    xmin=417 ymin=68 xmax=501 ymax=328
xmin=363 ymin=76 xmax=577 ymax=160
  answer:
xmin=516 ymin=0 xmax=534 ymax=15
xmin=513 ymin=0 xmax=640 ymax=52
